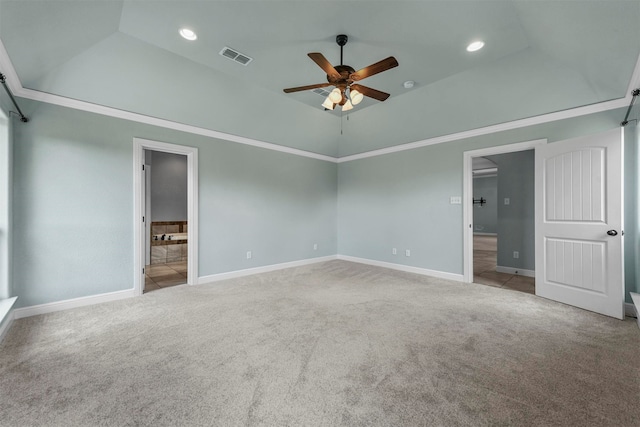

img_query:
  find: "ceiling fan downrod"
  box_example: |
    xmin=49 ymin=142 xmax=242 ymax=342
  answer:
xmin=336 ymin=34 xmax=348 ymax=66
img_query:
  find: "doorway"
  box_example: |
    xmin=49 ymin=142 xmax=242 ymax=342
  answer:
xmin=464 ymin=130 xmax=625 ymax=319
xmin=133 ymin=138 xmax=199 ymax=296
xmin=463 ymin=139 xmax=546 ymax=291
xmin=471 ymin=154 xmax=535 ymax=294
xmin=144 ymin=150 xmax=188 ymax=293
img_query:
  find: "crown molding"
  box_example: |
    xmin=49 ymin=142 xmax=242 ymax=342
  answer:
xmin=0 ymin=39 xmax=338 ymax=163
xmin=2 ymin=38 xmax=638 ymax=165
xmin=336 ymin=52 xmax=640 ymax=163
xmin=337 ymin=96 xmax=631 ymax=163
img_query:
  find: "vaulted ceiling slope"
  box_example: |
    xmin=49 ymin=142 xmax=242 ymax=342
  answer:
xmin=1 ymin=0 xmax=639 ymax=158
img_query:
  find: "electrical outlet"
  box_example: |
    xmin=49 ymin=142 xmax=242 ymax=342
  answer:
xmin=313 ymin=243 xmax=318 ymax=250
xmin=504 ymin=198 xmax=510 ymax=205
xmin=405 ymin=249 xmax=411 ymax=257
xmin=513 ymin=251 xmax=519 ymax=259
xmin=246 ymin=251 xmax=252 ymax=259
xmin=392 ymin=248 xmax=397 ymax=255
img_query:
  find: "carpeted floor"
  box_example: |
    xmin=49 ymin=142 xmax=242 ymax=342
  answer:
xmin=1 ymin=260 xmax=639 ymax=426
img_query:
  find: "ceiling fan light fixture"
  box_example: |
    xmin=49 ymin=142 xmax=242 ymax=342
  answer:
xmin=179 ymin=28 xmax=197 ymax=41
xmin=322 ymin=97 xmax=335 ymax=110
xmin=342 ymin=99 xmax=354 ymax=112
xmin=328 ymin=88 xmax=342 ymax=103
xmin=350 ymin=89 xmax=364 ymax=105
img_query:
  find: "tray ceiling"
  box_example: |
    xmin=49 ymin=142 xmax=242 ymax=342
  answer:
xmin=1 ymin=0 xmax=638 ymax=157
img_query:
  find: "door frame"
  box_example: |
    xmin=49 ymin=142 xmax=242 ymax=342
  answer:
xmin=133 ymin=138 xmax=199 ymax=296
xmin=462 ymin=138 xmax=547 ymax=283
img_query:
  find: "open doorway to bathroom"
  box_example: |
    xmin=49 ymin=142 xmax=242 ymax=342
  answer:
xmin=144 ymin=150 xmax=188 ymax=293
xmin=134 ymin=137 xmax=198 ymax=297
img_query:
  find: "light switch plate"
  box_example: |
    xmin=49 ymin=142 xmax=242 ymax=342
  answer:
xmin=450 ymin=196 xmax=462 ymax=204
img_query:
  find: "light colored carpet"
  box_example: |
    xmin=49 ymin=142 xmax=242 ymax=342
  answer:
xmin=1 ymin=260 xmax=639 ymax=426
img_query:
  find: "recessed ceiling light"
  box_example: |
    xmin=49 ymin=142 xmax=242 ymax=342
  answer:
xmin=466 ymin=41 xmax=484 ymax=52
xmin=179 ymin=28 xmax=197 ymax=41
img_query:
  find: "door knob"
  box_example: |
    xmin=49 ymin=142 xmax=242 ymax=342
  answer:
xmin=607 ymin=230 xmax=618 ymax=236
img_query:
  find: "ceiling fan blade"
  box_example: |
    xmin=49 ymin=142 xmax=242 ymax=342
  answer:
xmin=308 ymin=53 xmax=341 ymax=80
xmin=351 ymin=84 xmax=390 ymax=102
xmin=283 ymin=83 xmax=332 ymax=93
xmin=350 ymin=57 xmax=399 ymax=81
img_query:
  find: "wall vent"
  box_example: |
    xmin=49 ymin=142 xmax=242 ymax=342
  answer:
xmin=219 ymin=47 xmax=253 ymax=66
xmin=312 ymin=87 xmax=332 ymax=97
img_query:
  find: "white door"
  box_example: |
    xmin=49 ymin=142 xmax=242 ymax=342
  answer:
xmin=535 ymin=128 xmax=624 ymax=319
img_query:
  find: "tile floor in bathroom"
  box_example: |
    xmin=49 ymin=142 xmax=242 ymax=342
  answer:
xmin=145 ymin=261 xmax=187 ymax=293
xmin=473 ymin=235 xmax=535 ymax=294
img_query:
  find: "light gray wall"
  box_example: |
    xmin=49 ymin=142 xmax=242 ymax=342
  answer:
xmin=338 ymin=107 xmax=639 ymax=302
xmin=488 ymin=151 xmax=535 ymax=271
xmin=0 ymin=93 xmax=13 ymax=301
xmin=636 ymin=122 xmax=639 ymax=300
xmin=472 ymin=176 xmax=497 ymax=234
xmin=12 ymin=100 xmax=337 ymax=307
xmin=8 ymin=98 xmax=640 ymax=308
xmin=148 ymin=150 xmax=187 ymax=222
xmin=338 ymin=141 xmax=464 ymax=274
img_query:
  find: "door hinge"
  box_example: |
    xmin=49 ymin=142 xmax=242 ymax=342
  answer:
xmin=142 ymin=267 xmax=145 ymax=275
xmin=142 ymin=216 xmax=145 ymax=223
xmin=142 ymin=164 xmax=145 ymax=171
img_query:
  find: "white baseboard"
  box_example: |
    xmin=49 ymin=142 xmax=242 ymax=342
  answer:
xmin=0 ymin=297 xmax=18 ymax=343
xmin=11 ymin=256 xmax=340 ymax=319
xmin=13 ymin=289 xmax=136 ymax=319
xmin=629 ymin=293 xmax=640 ymax=328
xmin=337 ymin=255 xmax=464 ymax=282
xmin=0 ymin=310 xmax=15 ymax=344
xmin=198 ymin=255 xmax=338 ymax=284
xmin=495 ymin=266 xmax=535 ymax=277
xmin=625 ymin=302 xmax=637 ymax=318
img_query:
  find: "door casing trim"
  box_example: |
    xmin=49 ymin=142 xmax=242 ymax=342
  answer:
xmin=133 ymin=138 xmax=199 ymax=296
xmin=462 ymin=139 xmax=547 ymax=283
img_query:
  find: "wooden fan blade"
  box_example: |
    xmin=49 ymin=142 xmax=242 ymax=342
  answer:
xmin=283 ymin=83 xmax=332 ymax=93
xmin=351 ymin=84 xmax=390 ymax=102
xmin=308 ymin=53 xmax=341 ymax=81
xmin=350 ymin=57 xmax=399 ymax=81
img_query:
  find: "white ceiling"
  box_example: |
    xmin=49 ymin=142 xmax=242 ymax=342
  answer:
xmin=1 ymin=0 xmax=639 ymax=158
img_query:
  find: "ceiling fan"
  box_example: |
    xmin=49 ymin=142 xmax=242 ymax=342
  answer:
xmin=283 ymin=35 xmax=399 ymax=112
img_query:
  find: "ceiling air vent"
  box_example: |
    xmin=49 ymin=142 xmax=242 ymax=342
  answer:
xmin=219 ymin=46 xmax=253 ymax=66
xmin=312 ymin=87 xmax=332 ymax=97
